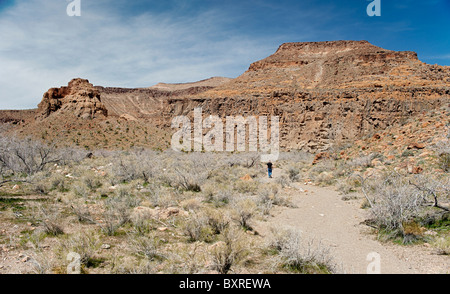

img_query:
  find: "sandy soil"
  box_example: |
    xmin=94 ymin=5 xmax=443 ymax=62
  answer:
xmin=254 ymin=168 xmax=450 ymax=274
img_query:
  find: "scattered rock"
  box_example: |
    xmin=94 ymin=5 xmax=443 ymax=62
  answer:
xmin=407 ymin=142 xmax=425 ymax=150
xmin=101 ymin=244 xmax=111 ymax=250
xmin=312 ymin=152 xmax=330 ymax=165
xmin=240 ymin=174 xmax=253 ymax=181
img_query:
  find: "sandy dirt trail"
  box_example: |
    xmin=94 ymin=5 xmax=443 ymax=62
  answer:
xmin=254 ymin=168 xmax=449 ymax=274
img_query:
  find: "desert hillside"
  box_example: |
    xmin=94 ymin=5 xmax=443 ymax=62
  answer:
xmin=0 ymin=40 xmax=448 ymax=275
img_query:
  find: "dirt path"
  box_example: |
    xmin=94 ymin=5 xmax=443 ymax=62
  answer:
xmin=254 ymin=168 xmax=449 ymax=274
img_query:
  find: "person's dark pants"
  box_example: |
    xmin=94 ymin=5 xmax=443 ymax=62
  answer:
xmin=268 ymin=168 xmax=273 ymax=178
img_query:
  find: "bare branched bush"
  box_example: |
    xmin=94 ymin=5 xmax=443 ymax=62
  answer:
xmin=368 ymin=173 xmax=426 ymax=239
xmin=0 ymin=136 xmax=61 ymax=176
xmin=409 ymin=174 xmax=450 ymax=210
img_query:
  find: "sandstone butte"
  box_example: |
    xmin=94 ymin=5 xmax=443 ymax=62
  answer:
xmin=1 ymin=40 xmax=449 ymax=152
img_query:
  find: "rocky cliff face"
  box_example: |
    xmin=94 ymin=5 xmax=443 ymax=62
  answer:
xmin=163 ymin=41 xmax=449 ymax=152
xmin=12 ymin=40 xmax=450 ymax=152
xmin=36 ymin=78 xmax=108 ymax=120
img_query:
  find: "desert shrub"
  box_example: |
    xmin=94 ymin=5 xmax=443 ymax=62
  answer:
xmin=348 ymin=153 xmax=380 ymax=168
xmin=83 ymin=176 xmax=102 ymax=191
xmin=287 ymin=166 xmax=301 ymax=182
xmin=73 ymin=183 xmax=90 ymax=199
xmin=183 ymin=212 xmax=214 ymax=242
xmin=50 ymin=174 xmax=70 ymax=192
xmin=111 ymin=149 xmax=158 ymax=183
xmin=231 ymin=197 xmax=257 ymax=231
xmin=233 ymin=179 xmax=259 ymax=194
xmin=100 ymin=197 xmax=131 ymax=236
xmin=409 ymin=174 xmax=450 ymax=208
xmin=57 ymin=230 xmax=102 ymax=267
xmin=70 ymin=200 xmax=96 ymax=224
xmin=205 ymin=187 xmax=234 ymax=208
xmin=257 ymin=189 xmax=274 ymax=216
xmin=35 ymin=203 xmax=65 ymax=236
xmin=268 ymin=227 xmax=336 ymax=274
xmin=29 ymin=251 xmax=55 ymax=274
xmin=180 ymin=198 xmax=202 ymax=211
xmin=368 ymin=173 xmax=426 ymax=240
xmin=204 ymin=208 xmax=230 ymax=235
xmin=433 ymin=136 xmax=450 ymax=172
xmin=0 ymin=136 xmax=61 ymax=176
xmin=433 ymin=236 xmax=450 ymax=255
xmin=337 ymin=175 xmax=361 ymax=195
xmin=115 ymin=186 xmax=141 ymax=208
xmin=276 ymin=174 xmax=291 ymax=188
xmin=131 ymin=234 xmax=166 ymax=261
xmin=313 ymin=172 xmax=335 ymax=186
xmin=210 ymin=227 xmax=248 ymax=274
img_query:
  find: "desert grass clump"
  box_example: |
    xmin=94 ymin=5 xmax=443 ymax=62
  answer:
xmin=337 ymin=175 xmax=361 ymax=195
xmin=70 ymin=200 xmax=96 ymax=224
xmin=83 ymin=175 xmax=103 ymax=192
xmin=268 ymin=228 xmax=337 ymax=274
xmin=49 ymin=174 xmax=70 ymax=193
xmin=57 ymin=230 xmax=102 ymax=268
xmin=204 ymin=187 xmax=234 ymax=208
xmin=100 ymin=197 xmax=131 ymax=236
xmin=432 ymin=236 xmax=450 ymax=255
xmin=73 ymin=183 xmax=90 ymax=199
xmin=35 ymin=203 xmax=65 ymax=236
xmin=257 ymin=190 xmax=274 ymax=216
xmin=131 ymin=233 xmax=166 ymax=261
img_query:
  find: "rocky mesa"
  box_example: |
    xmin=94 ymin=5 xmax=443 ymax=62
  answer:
xmin=2 ymin=40 xmax=449 ymax=152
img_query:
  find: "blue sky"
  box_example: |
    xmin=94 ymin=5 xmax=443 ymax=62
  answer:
xmin=0 ymin=0 xmax=449 ymax=109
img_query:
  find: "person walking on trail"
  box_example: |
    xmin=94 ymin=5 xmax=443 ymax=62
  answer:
xmin=267 ymin=161 xmax=273 ymax=178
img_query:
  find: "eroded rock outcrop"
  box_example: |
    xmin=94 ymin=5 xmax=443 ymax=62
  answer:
xmin=37 ymin=78 xmax=108 ymax=120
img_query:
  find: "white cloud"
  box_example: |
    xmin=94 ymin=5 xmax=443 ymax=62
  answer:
xmin=0 ymin=0 xmax=276 ymax=109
